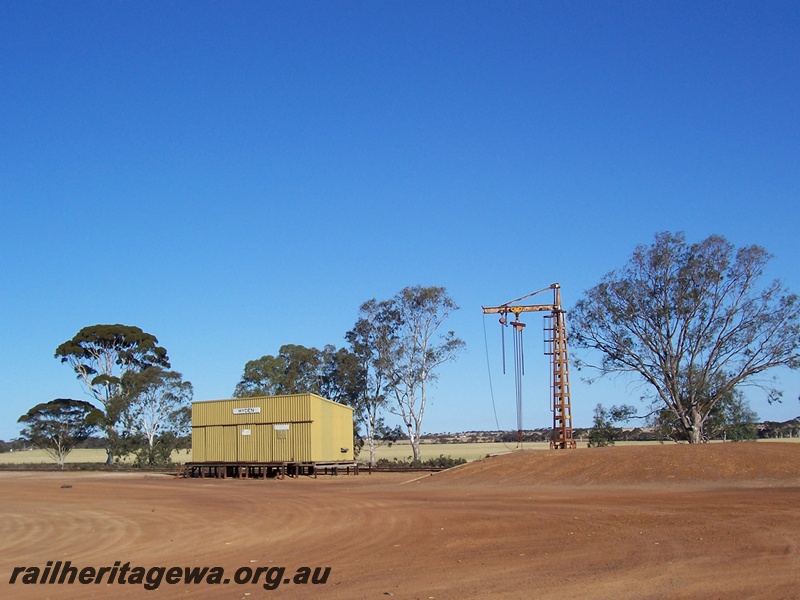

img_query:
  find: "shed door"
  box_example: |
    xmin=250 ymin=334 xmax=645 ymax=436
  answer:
xmin=272 ymin=424 xmax=292 ymax=462
xmin=222 ymin=426 xmax=238 ymax=462
xmin=237 ymin=424 xmax=264 ymax=462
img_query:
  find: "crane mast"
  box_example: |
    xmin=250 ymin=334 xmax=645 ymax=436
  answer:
xmin=482 ymin=283 xmax=577 ymax=450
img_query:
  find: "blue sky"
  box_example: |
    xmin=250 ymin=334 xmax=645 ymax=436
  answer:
xmin=1 ymin=1 xmax=798 ymax=441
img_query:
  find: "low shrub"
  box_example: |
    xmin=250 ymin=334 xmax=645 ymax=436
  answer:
xmin=375 ymin=455 xmax=467 ymax=469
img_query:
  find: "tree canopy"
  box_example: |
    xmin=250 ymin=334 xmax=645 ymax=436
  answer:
xmin=571 ymin=232 xmax=800 ymax=443
xmin=122 ymin=366 xmax=193 ymax=466
xmin=370 ymin=286 xmax=465 ymax=461
xmin=346 ymin=299 xmax=397 ymax=466
xmin=55 ymin=324 xmax=170 ymax=390
xmin=18 ymin=399 xmax=102 ymax=468
xmin=55 ymin=324 xmax=172 ymax=462
xmin=233 ymin=344 xmax=324 ymax=397
xmin=587 ymin=404 xmax=635 ymax=448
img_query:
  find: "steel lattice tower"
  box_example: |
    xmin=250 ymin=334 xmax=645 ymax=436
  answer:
xmin=546 ymin=307 xmax=575 ymax=449
xmin=482 ymin=283 xmax=576 ymax=450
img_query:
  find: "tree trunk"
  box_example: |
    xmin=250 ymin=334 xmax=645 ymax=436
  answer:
xmin=366 ymin=412 xmax=378 ymax=467
xmin=409 ymin=416 xmax=422 ymax=462
xmin=687 ymin=407 xmax=704 ymax=443
xmin=410 ymin=436 xmax=421 ymax=462
xmin=402 ymin=417 xmax=422 ymax=462
xmin=411 ymin=376 xmax=426 ymax=462
xmin=368 ymin=438 xmax=376 ymax=467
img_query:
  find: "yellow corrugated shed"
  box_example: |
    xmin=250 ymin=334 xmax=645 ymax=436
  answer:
xmin=191 ymin=394 xmax=354 ymax=463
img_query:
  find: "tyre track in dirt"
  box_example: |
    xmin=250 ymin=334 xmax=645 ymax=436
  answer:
xmin=2 ymin=445 xmax=799 ymax=599
xmin=0 ymin=506 xmax=143 ymax=563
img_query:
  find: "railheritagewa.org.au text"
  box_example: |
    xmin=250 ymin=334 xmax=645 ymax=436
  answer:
xmin=9 ymin=561 xmax=331 ymax=591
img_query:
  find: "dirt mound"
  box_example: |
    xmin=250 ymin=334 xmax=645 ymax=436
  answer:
xmin=429 ymin=442 xmax=800 ymax=485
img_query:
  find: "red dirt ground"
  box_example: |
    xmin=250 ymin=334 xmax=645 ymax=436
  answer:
xmin=1 ymin=443 xmax=799 ymax=599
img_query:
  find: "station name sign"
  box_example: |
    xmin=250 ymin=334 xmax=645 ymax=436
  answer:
xmin=232 ymin=407 xmax=261 ymax=415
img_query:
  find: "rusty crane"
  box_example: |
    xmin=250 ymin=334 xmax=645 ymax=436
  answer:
xmin=482 ymin=283 xmax=576 ymax=450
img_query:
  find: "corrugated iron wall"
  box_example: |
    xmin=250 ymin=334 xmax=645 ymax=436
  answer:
xmin=313 ymin=395 xmax=355 ymax=461
xmin=193 ymin=394 xmax=314 ymax=427
xmin=191 ymin=394 xmax=352 ymax=463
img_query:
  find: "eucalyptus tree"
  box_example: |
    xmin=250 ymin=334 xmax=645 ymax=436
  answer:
xmin=55 ymin=324 xmax=170 ymax=463
xmin=18 ymin=399 xmax=103 ymax=468
xmin=122 ymin=366 xmax=193 ymax=466
xmin=233 ymin=344 xmax=324 ymax=397
xmin=571 ymin=232 xmax=800 ymax=443
xmin=233 ymin=354 xmax=285 ymax=397
xmin=318 ymin=345 xmax=364 ymax=408
xmin=373 ymin=286 xmax=465 ymax=461
xmin=345 ymin=299 xmax=397 ymax=466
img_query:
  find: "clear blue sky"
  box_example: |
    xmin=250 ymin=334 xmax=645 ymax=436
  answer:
xmin=1 ymin=1 xmax=798 ymax=441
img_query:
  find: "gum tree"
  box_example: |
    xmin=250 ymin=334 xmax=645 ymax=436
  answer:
xmin=571 ymin=232 xmax=800 ymax=443
xmin=122 ymin=366 xmax=193 ymax=466
xmin=374 ymin=286 xmax=465 ymax=461
xmin=18 ymin=399 xmax=102 ymax=468
xmin=233 ymin=344 xmax=323 ymax=397
xmin=55 ymin=324 xmax=170 ymax=463
xmin=345 ymin=299 xmax=396 ymax=466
